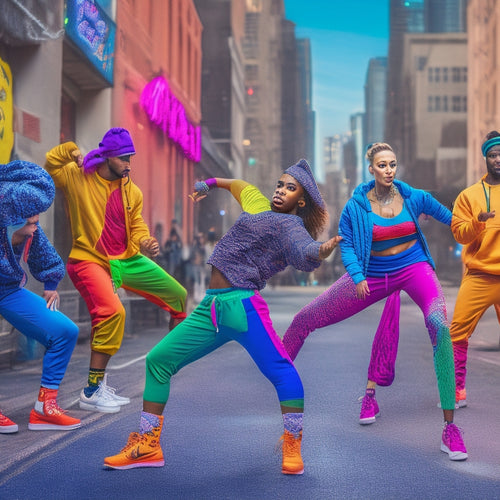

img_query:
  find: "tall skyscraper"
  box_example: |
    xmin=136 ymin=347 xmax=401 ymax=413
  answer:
xmin=364 ymin=57 xmax=387 ymax=146
xmin=425 ymin=0 xmax=467 ymax=33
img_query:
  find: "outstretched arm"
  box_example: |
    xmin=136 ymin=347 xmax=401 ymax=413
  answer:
xmin=190 ymin=178 xmax=246 ymax=201
xmin=319 ymin=235 xmax=342 ymax=260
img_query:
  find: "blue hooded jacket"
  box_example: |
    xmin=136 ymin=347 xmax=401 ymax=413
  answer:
xmin=0 ymin=161 xmax=64 ymax=299
xmin=338 ymin=179 xmax=452 ymax=284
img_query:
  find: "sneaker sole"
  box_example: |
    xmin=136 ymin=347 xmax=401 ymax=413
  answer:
xmin=359 ymin=412 xmax=380 ymax=425
xmin=28 ymin=423 xmax=81 ymax=431
xmin=440 ymin=443 xmax=468 ymax=461
xmin=112 ymin=399 xmax=130 ymax=406
xmin=103 ymin=460 xmax=165 ymax=470
xmin=79 ymin=401 xmax=121 ymax=413
xmin=282 ymin=468 xmax=304 ymax=475
xmin=0 ymin=425 xmax=19 ymax=433
xmin=437 ymin=401 xmax=467 ymax=409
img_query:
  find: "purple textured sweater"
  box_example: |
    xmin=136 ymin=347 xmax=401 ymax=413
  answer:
xmin=207 ymin=210 xmax=322 ymax=290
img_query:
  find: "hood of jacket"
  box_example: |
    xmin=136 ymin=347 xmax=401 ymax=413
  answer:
xmin=0 ymin=160 xmax=55 ymax=226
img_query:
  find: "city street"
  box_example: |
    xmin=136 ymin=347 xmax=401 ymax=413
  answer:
xmin=0 ymin=285 xmax=499 ymax=499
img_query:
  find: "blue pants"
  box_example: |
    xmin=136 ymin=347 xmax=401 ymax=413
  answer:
xmin=0 ymin=289 xmax=79 ymax=389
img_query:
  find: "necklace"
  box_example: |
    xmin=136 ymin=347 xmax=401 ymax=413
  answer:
xmin=373 ymin=184 xmax=396 ymax=206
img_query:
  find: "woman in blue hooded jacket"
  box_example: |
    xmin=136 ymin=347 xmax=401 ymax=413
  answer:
xmin=282 ymin=142 xmax=467 ymax=461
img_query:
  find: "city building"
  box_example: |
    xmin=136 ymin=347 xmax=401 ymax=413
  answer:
xmin=193 ymin=0 xmax=246 ymax=234
xmin=350 ymin=112 xmax=365 ymax=185
xmin=466 ymin=0 xmax=500 ymax=184
xmin=364 ymin=57 xmax=387 ymax=147
xmin=425 ymin=0 xmax=467 ymax=33
xmin=0 ymin=0 xmax=203 ymax=353
xmin=241 ymin=0 xmax=284 ymax=189
xmin=399 ymin=32 xmax=467 ymax=195
xmin=281 ymin=25 xmax=315 ymax=174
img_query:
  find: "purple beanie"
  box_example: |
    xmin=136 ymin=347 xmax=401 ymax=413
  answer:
xmin=83 ymin=127 xmax=136 ymax=173
xmin=285 ymin=159 xmax=325 ymax=208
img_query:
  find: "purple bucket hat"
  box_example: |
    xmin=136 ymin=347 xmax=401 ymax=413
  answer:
xmin=83 ymin=127 xmax=136 ymax=173
xmin=285 ymin=159 xmax=325 ymax=208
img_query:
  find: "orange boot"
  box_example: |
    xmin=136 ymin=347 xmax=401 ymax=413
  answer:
xmin=280 ymin=430 xmax=304 ymax=475
xmin=104 ymin=416 xmax=165 ymax=470
xmin=28 ymin=387 xmax=81 ymax=431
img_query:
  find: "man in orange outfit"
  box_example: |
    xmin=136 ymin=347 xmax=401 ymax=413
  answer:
xmin=450 ymin=130 xmax=500 ymax=408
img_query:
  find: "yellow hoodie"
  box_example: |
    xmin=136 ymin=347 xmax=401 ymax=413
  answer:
xmin=45 ymin=142 xmax=150 ymax=268
xmin=451 ymin=174 xmax=500 ymax=275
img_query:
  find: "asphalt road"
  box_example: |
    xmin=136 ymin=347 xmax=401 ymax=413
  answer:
xmin=1 ymin=285 xmax=499 ymax=500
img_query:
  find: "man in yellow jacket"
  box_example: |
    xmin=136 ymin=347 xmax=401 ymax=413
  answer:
xmin=450 ymin=130 xmax=500 ymax=408
xmin=45 ymin=128 xmax=186 ymax=413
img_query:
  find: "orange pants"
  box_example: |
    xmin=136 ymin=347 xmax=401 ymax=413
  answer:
xmin=450 ymin=269 xmax=500 ymax=391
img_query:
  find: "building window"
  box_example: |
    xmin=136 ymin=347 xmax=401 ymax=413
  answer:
xmin=428 ymin=95 xmax=433 ymax=112
xmin=443 ymin=95 xmax=448 ymax=112
xmin=443 ymin=67 xmax=448 ymax=83
xmin=435 ymin=95 xmax=441 ymax=111
xmin=428 ymin=67 xmax=433 ymax=83
xmin=434 ymin=67 xmax=441 ymax=83
xmin=452 ymin=95 xmax=461 ymax=112
xmin=416 ymin=56 xmax=427 ymax=71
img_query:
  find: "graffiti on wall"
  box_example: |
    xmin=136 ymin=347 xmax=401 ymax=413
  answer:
xmin=141 ymin=76 xmax=201 ymax=163
xmin=0 ymin=57 xmax=13 ymax=163
xmin=65 ymin=0 xmax=115 ymax=84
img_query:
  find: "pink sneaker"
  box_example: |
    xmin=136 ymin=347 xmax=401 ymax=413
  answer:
xmin=359 ymin=394 xmax=380 ymax=425
xmin=441 ymin=423 xmax=468 ymax=461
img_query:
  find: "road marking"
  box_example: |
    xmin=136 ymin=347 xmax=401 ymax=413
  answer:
xmin=108 ymin=354 xmax=147 ymax=370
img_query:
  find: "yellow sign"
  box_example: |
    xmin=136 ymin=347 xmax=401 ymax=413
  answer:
xmin=0 ymin=57 xmax=14 ymax=163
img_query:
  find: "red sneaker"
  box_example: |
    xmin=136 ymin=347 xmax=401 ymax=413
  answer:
xmin=0 ymin=410 xmax=18 ymax=434
xmin=28 ymin=387 xmax=81 ymax=431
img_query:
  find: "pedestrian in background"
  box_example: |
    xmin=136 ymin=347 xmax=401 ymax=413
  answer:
xmin=282 ymin=142 xmax=468 ymax=461
xmin=162 ymin=228 xmax=183 ymax=279
xmin=449 ymin=130 xmax=500 ymax=408
xmin=45 ymin=128 xmax=187 ymax=415
xmin=0 ymin=160 xmax=80 ymax=433
xmin=104 ymin=159 xmax=341 ymax=474
xmin=190 ymin=232 xmax=207 ymax=303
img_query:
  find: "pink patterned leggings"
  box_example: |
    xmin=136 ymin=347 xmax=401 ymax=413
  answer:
xmin=282 ymin=261 xmax=456 ymax=409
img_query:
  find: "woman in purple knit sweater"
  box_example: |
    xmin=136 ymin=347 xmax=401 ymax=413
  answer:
xmin=104 ymin=159 xmax=341 ymax=475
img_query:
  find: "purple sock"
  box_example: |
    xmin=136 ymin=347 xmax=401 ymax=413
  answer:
xmin=283 ymin=412 xmax=303 ymax=435
xmin=139 ymin=411 xmax=160 ymax=434
xmin=366 ymin=388 xmax=376 ymax=398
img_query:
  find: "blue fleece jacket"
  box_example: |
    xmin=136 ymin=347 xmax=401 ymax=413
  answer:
xmin=0 ymin=161 xmax=64 ymax=299
xmin=338 ymin=179 xmax=451 ymax=284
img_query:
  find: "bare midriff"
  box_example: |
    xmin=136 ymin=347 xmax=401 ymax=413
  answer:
xmin=370 ymin=239 xmax=417 ymax=257
xmin=208 ymin=266 xmax=233 ymax=289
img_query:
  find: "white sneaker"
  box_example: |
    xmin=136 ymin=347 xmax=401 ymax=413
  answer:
xmin=101 ymin=374 xmax=130 ymax=406
xmin=79 ymin=384 xmax=121 ymax=413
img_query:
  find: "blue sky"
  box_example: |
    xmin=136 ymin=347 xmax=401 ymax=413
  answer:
xmin=284 ymin=0 xmax=390 ymax=169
